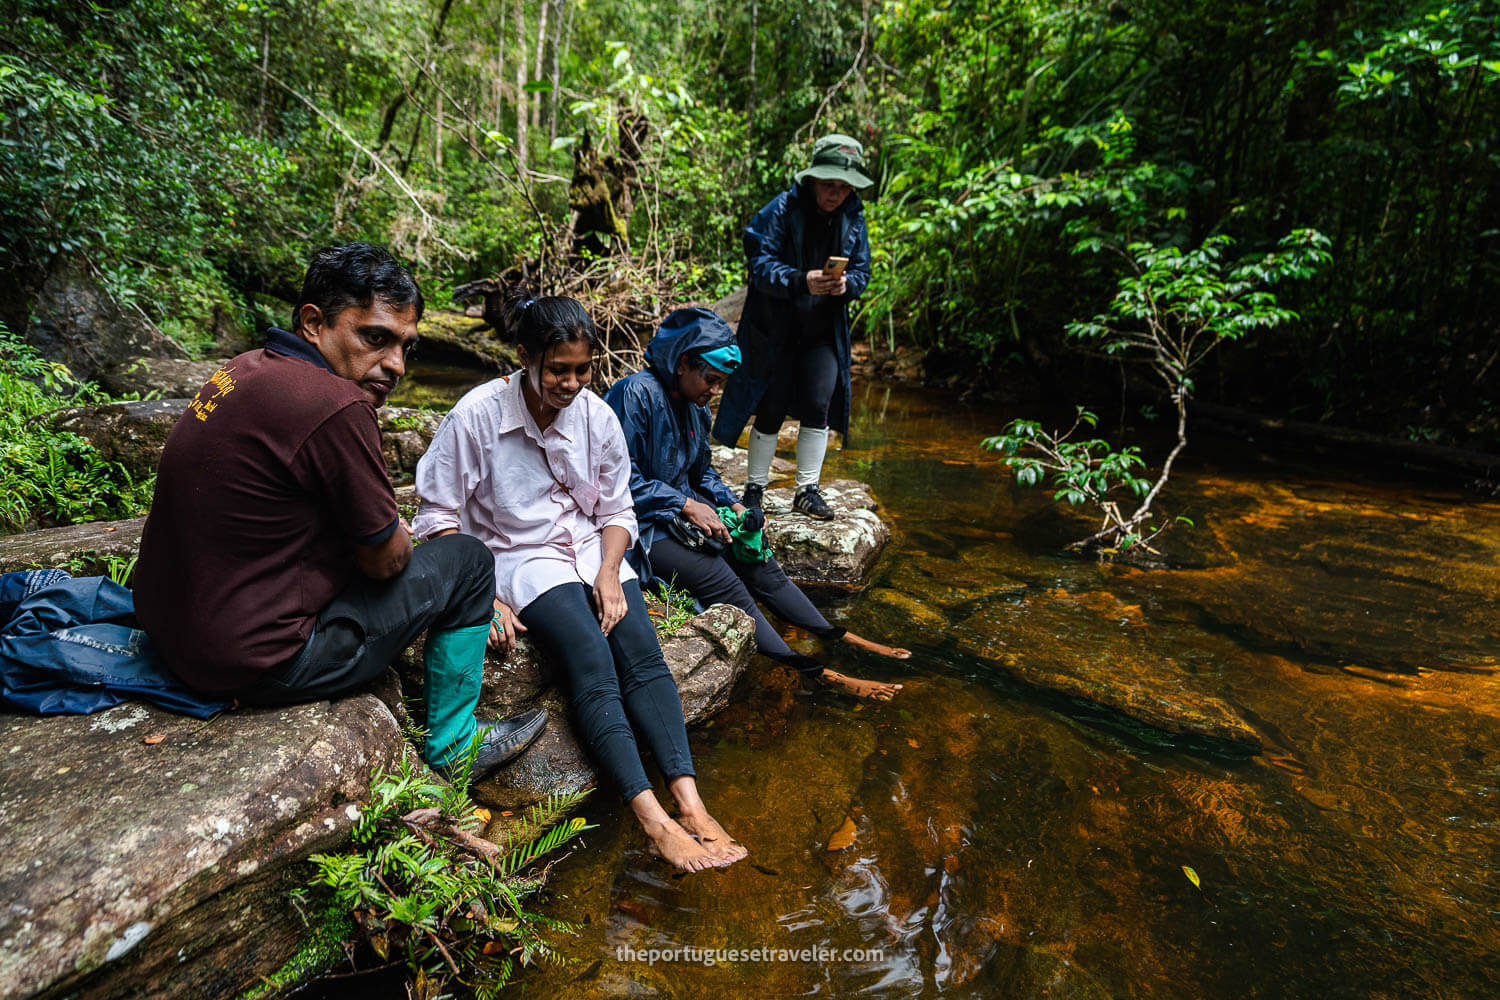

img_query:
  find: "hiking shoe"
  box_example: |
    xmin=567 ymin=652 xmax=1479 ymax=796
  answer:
xmin=741 ymin=482 xmax=765 ymax=511
xmin=793 ymin=485 xmax=835 ymax=521
xmin=439 ymin=708 xmax=547 ymax=783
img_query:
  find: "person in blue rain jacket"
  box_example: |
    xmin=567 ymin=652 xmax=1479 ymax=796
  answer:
xmin=607 ymin=306 xmax=909 ymax=701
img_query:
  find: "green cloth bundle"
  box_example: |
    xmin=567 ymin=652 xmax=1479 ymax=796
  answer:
xmin=716 ymin=507 xmax=771 ymax=564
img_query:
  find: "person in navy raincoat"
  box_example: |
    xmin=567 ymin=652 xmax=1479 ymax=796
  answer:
xmin=607 ymin=307 xmax=909 ymax=701
xmin=711 ymin=133 xmax=874 ymax=523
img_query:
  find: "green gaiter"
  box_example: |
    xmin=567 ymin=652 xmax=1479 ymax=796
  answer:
xmin=421 ymin=623 xmax=489 ymax=767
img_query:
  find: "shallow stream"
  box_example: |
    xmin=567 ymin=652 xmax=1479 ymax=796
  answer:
xmin=403 ymin=371 xmax=1500 ymax=998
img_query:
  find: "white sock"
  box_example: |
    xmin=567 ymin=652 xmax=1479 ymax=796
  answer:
xmin=795 ymin=426 xmax=829 ymax=491
xmin=746 ymin=428 xmax=778 ymax=487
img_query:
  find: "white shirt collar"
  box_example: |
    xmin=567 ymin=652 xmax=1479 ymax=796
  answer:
xmin=496 ymin=371 xmax=576 ymax=443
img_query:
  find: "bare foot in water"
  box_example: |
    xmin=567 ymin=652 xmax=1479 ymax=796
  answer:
xmin=677 ymin=809 xmax=748 ymax=866
xmin=843 ymin=631 xmax=912 ymax=660
xmin=820 ymin=668 xmax=903 ymax=701
xmin=643 ymin=816 xmax=724 ymax=872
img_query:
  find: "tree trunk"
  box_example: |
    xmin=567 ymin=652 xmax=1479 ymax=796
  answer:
xmin=513 ymin=0 xmax=529 ymax=172
xmin=376 ymin=0 xmax=456 ymax=149
xmin=748 ymin=0 xmax=759 ymax=130
xmin=434 ymin=62 xmax=444 ymax=172
xmin=548 ymin=0 xmax=565 ymax=144
xmin=532 ymin=0 xmax=550 ymax=133
xmin=494 ymin=2 xmax=507 ymax=130
xmin=257 ymin=20 xmax=269 ymax=139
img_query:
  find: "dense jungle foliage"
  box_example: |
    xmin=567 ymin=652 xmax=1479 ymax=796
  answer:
xmin=2 ymin=0 xmax=1497 ymax=446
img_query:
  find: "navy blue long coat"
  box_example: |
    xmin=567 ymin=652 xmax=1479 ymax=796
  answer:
xmin=710 ymin=182 xmax=871 ymax=447
xmin=604 ymin=308 xmax=741 ymax=582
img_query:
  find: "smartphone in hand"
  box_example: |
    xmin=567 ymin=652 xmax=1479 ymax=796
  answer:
xmin=824 ymin=256 xmax=849 ymax=277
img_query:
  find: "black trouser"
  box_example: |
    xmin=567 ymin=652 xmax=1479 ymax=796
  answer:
xmin=754 ymin=338 xmax=839 ymax=433
xmin=518 ymin=578 xmax=694 ymax=801
xmin=649 ymin=534 xmax=842 ymax=675
xmin=246 ymin=533 xmax=494 ymax=703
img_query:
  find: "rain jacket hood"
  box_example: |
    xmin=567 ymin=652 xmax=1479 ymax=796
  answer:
xmin=604 ymin=312 xmax=742 ymax=585
xmin=644 ymin=307 xmax=738 ymax=398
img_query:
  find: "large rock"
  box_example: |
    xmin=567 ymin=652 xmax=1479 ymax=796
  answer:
xmin=401 ymin=602 xmax=756 ymax=811
xmin=45 ymin=400 xmax=444 ymax=481
xmin=50 ymin=400 xmax=187 ymax=480
xmin=26 ymin=258 xmax=190 ymax=384
xmin=720 ymin=419 xmax=841 ymax=451
xmin=760 ymin=479 xmax=891 ymax=588
xmin=0 ymin=695 xmax=404 ymax=1000
xmin=0 ymin=516 xmax=146 ymax=574
xmin=709 ymin=443 xmax=794 ymax=486
xmin=415 ymin=310 xmax=519 ymax=369
xmin=0 ymin=488 xmax=420 ymax=574
xmin=377 ymin=407 xmax=444 ymax=478
xmin=709 ymin=286 xmax=746 ymax=326
xmin=97 ymin=358 xmax=226 ymax=399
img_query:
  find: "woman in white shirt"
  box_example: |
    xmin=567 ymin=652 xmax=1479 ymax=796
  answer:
xmin=413 ymin=296 xmax=745 ymax=872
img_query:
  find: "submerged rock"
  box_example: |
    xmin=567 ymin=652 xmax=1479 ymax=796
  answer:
xmin=864 ymin=571 xmax=1262 ymax=748
xmin=26 ymin=257 xmax=190 ymax=384
xmin=401 ymin=602 xmax=756 ymax=811
xmin=0 ymin=695 xmax=403 ymax=1000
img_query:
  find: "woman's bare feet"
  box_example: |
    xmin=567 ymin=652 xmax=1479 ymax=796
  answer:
xmin=842 ymin=630 xmax=912 ymax=660
xmin=633 ymin=780 xmax=743 ymax=872
xmin=677 ymin=808 xmax=748 ymax=866
xmin=820 ymin=668 xmax=903 ymax=701
xmin=642 ymin=816 xmax=725 ymax=872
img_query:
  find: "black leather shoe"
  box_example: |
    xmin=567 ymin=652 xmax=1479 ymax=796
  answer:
xmin=793 ymin=485 xmax=835 ymax=521
xmin=440 ymin=708 xmax=547 ymax=783
xmin=741 ymin=482 xmax=765 ymax=511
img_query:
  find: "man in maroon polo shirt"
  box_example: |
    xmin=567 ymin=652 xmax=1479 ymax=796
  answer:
xmin=132 ymin=243 xmax=543 ymax=781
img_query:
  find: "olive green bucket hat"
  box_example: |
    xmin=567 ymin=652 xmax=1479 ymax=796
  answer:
xmin=794 ymin=133 xmax=874 ymax=189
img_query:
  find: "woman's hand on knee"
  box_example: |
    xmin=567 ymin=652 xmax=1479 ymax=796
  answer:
xmin=592 ymin=573 xmax=628 ymax=636
xmin=489 ymin=597 xmax=527 ymax=656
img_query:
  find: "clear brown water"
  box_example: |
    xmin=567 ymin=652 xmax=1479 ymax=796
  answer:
xmin=415 ymin=370 xmax=1500 ymax=998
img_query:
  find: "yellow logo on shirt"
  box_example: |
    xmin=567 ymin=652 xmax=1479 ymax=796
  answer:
xmin=188 ymin=365 xmax=237 ymax=422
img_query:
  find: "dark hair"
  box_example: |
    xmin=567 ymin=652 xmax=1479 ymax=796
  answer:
xmin=506 ymin=294 xmax=600 ymax=364
xmin=292 ymin=242 xmax=425 ymax=332
xmin=679 ymin=350 xmax=713 ymax=375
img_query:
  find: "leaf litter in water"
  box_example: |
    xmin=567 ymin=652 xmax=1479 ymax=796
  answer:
xmin=1181 ymin=865 xmax=1201 ymax=889
xmin=827 ymin=817 xmax=857 ymax=851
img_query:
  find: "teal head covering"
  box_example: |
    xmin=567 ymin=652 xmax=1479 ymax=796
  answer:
xmin=700 ymin=344 xmax=741 ymax=373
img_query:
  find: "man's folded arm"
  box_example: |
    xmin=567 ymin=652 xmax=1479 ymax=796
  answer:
xmin=354 ymin=517 xmax=411 ymax=580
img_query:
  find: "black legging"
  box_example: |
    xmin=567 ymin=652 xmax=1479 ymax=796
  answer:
xmin=753 ymin=339 xmax=838 ymax=434
xmin=648 ymin=534 xmax=844 ymax=676
xmin=518 ymin=578 xmax=694 ymax=801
